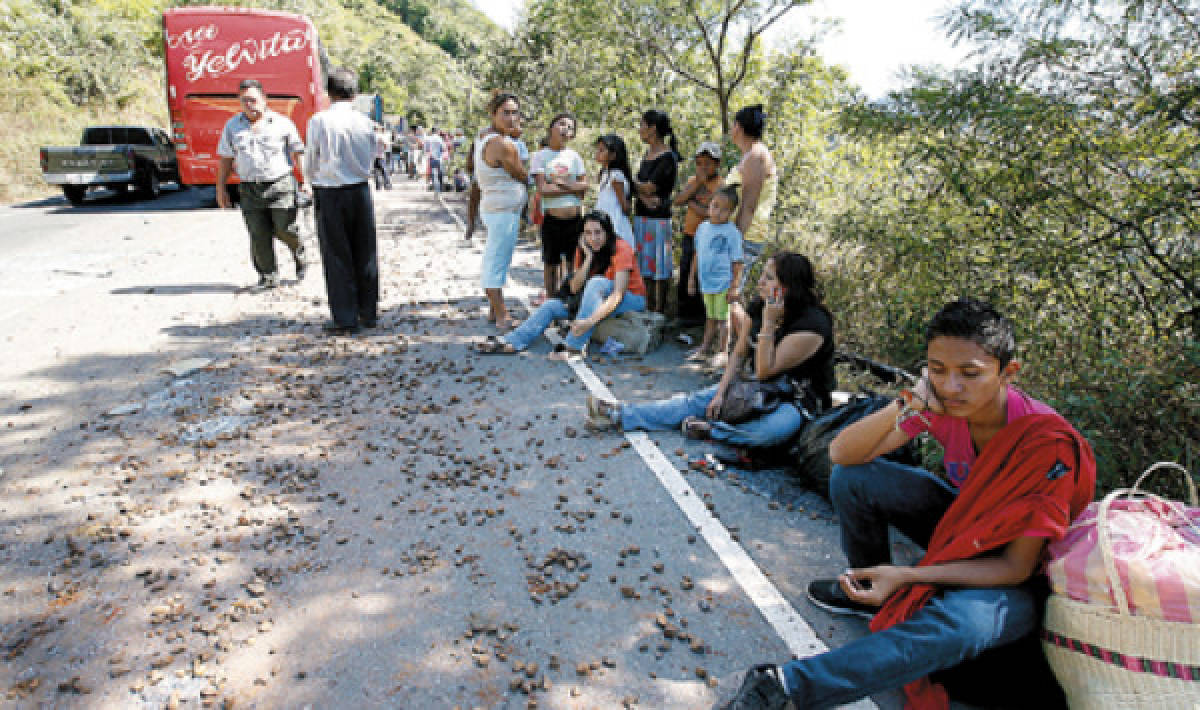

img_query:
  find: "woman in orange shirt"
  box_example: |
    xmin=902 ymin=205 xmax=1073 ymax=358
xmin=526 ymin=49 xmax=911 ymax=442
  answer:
xmin=476 ymin=211 xmax=646 ymax=358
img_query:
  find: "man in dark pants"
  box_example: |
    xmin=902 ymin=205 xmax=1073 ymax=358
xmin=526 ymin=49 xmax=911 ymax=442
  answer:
xmin=305 ymin=68 xmax=378 ymax=335
xmin=216 ymin=79 xmax=308 ymax=291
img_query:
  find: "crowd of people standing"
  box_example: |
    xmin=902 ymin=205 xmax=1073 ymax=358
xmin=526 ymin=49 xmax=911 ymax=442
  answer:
xmin=465 ymin=91 xmax=781 ymax=366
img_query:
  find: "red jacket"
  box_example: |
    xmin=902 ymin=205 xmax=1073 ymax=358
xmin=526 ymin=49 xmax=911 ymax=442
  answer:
xmin=870 ymin=413 xmax=1096 ymax=710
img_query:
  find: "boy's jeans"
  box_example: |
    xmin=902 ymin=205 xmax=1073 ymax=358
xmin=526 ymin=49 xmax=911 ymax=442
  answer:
xmin=778 ymin=459 xmax=1043 ymax=707
xmin=502 ymin=276 xmax=645 ymax=351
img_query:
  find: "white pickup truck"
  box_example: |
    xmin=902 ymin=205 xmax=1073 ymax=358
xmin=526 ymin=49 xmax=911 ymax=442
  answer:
xmin=40 ymin=126 xmax=181 ymax=206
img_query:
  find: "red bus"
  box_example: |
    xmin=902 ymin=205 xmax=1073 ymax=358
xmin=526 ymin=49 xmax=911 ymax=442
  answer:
xmin=162 ymin=7 xmax=329 ymax=187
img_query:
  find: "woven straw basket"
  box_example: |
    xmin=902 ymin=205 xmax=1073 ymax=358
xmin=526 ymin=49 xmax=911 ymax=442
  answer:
xmin=1042 ymin=463 xmax=1200 ymax=709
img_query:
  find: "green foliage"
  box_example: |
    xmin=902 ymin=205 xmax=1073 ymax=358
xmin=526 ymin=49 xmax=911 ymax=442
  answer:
xmin=821 ymin=0 xmax=1199 ymax=493
xmin=376 ymin=0 xmax=503 ymax=58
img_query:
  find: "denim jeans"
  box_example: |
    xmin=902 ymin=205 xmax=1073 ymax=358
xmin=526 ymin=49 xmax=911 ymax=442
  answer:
xmin=779 ymin=583 xmax=1043 ymax=708
xmin=429 ymin=158 xmax=443 ymax=192
xmin=619 ymin=383 xmax=811 ymax=448
xmin=480 ymin=210 xmax=521 ymax=289
xmin=830 ymin=459 xmax=958 ymax=568
xmin=502 ymin=276 xmax=646 ymax=351
xmin=778 ymin=458 xmax=1045 ymax=707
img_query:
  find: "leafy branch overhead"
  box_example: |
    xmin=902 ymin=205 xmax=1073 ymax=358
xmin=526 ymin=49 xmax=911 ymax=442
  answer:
xmin=612 ymin=0 xmax=809 ymax=132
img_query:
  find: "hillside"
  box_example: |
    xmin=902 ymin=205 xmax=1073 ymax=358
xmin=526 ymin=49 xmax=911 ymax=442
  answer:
xmin=0 ymin=0 xmax=498 ymax=203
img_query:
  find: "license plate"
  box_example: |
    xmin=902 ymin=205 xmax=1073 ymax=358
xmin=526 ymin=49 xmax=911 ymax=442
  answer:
xmin=66 ymin=174 xmax=87 ymax=184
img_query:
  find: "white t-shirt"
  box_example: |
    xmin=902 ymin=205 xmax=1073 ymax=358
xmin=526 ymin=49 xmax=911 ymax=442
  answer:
xmin=425 ymin=134 xmax=447 ymax=162
xmin=594 ymin=169 xmax=635 ymax=247
xmin=530 ymin=147 xmax=585 ymax=210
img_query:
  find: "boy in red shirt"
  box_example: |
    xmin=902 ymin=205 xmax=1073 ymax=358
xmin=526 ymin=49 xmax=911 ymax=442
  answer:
xmin=719 ymin=298 xmax=1095 ymax=710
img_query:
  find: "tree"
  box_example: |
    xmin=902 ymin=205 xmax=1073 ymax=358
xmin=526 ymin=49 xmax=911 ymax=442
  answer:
xmin=833 ymin=0 xmax=1199 ymax=485
xmin=614 ymin=0 xmax=809 ymax=132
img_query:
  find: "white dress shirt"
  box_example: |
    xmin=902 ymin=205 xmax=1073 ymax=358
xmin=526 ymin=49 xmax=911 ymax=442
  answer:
xmin=305 ymin=101 xmax=374 ymax=187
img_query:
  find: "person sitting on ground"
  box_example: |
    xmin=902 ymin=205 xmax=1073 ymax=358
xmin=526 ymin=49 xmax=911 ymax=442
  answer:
xmin=586 ymin=252 xmax=834 ymax=454
xmin=453 ymin=168 xmax=469 ymax=192
xmin=474 ymin=211 xmax=646 ymax=360
xmin=717 ymin=297 xmax=1096 ymax=710
xmin=687 ymin=185 xmax=743 ymax=368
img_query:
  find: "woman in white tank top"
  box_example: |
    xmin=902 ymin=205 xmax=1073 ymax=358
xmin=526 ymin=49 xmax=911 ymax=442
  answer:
xmin=476 ymin=93 xmax=528 ymax=330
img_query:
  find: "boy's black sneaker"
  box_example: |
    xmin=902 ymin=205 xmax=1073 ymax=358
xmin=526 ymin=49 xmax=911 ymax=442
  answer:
xmin=806 ymin=578 xmax=876 ymax=619
xmin=716 ymin=664 xmax=793 ymax=710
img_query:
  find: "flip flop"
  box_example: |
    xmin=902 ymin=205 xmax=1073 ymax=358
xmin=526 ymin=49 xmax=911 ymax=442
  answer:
xmin=547 ymin=343 xmax=582 ymax=361
xmin=495 ymin=316 xmax=523 ymax=333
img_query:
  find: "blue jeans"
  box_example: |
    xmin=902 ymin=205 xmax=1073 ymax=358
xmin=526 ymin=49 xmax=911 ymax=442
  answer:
xmin=780 ymin=583 xmax=1042 ymax=708
xmin=778 ymin=458 xmax=1044 ymax=707
xmin=830 ymin=459 xmax=958 ymax=568
xmin=503 ymin=276 xmax=645 ymax=351
xmin=429 ymin=158 xmax=443 ymax=192
xmin=619 ymin=384 xmax=811 ymax=448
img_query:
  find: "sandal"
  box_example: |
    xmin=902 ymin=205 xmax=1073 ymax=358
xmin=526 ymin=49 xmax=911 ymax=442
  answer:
xmin=474 ymin=336 xmax=518 ymax=355
xmin=547 ymin=343 xmax=582 ymax=361
xmin=493 ymin=315 xmax=522 ymax=333
xmin=585 ymin=395 xmax=620 ymax=432
xmin=681 ymin=416 xmax=713 ymax=440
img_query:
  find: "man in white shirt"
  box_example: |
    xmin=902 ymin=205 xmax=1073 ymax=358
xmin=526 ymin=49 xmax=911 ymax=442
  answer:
xmin=216 ymin=78 xmax=308 ymax=291
xmin=425 ymin=128 xmax=447 ymax=192
xmin=305 ymin=67 xmax=378 ymax=335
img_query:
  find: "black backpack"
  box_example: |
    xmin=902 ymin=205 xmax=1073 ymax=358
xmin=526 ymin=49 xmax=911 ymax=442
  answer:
xmin=787 ymin=392 xmax=921 ymax=498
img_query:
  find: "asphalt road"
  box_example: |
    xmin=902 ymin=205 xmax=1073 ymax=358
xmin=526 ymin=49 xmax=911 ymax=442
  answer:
xmin=0 ymin=181 xmax=917 ymax=709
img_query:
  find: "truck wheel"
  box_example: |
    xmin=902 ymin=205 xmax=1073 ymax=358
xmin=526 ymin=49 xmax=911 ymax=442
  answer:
xmin=140 ymin=170 xmax=161 ymax=200
xmin=62 ymin=185 xmax=87 ymax=206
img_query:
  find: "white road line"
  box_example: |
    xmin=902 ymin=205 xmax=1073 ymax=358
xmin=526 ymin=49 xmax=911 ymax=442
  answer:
xmin=437 ymin=191 xmax=875 ymax=708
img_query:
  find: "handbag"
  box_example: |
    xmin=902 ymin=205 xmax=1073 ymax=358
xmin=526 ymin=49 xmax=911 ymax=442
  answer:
xmin=555 ymin=271 xmax=583 ymax=318
xmin=1042 ymin=462 xmax=1200 ymax=708
xmin=717 ymin=375 xmax=794 ymax=424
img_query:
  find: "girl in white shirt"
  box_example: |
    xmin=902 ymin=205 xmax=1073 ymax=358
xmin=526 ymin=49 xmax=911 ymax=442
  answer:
xmin=592 ymin=134 xmax=636 ymax=249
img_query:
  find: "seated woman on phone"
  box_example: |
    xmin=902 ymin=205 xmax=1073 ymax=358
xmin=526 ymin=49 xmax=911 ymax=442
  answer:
xmin=474 ymin=211 xmax=646 ymax=359
xmin=584 ymin=252 xmax=835 ymax=451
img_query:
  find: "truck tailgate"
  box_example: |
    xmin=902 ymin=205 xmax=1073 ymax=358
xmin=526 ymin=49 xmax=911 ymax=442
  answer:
xmin=41 ymin=146 xmax=135 ymax=185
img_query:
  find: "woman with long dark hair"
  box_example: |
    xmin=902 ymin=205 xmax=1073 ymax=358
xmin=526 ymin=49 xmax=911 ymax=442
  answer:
xmin=592 ymin=134 xmax=635 ymax=247
xmin=631 ymin=109 xmax=680 ymax=313
xmin=476 ymin=211 xmax=647 ymax=358
xmin=586 ymin=252 xmax=835 ymax=450
xmin=476 ymin=91 xmax=528 ymax=330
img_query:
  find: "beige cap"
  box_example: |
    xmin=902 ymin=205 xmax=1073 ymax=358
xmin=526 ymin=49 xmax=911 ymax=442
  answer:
xmin=695 ymin=141 xmax=722 ymax=160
